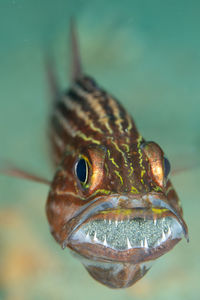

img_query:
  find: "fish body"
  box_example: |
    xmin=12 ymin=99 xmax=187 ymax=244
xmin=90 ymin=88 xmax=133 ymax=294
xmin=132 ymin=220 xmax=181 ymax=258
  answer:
xmin=46 ymin=23 xmax=188 ymax=288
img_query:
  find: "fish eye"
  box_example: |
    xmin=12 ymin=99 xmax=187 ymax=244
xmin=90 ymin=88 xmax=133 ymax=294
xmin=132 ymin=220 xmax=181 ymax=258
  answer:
xmin=75 ymin=158 xmax=88 ymax=185
xmin=163 ymin=156 xmax=171 ymax=178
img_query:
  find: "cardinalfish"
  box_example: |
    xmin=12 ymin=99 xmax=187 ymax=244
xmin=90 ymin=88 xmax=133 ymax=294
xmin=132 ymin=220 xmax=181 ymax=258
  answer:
xmin=3 ymin=22 xmax=188 ymax=289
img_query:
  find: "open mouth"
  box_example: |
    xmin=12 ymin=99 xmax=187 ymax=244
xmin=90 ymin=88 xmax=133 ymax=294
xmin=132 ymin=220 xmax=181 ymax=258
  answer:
xmin=63 ymin=194 xmax=188 ymax=263
xmin=72 ymin=215 xmax=183 ymax=251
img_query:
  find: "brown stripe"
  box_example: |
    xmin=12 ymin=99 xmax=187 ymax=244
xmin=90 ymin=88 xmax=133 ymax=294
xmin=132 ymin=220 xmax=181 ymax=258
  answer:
xmin=63 ymin=95 xmax=103 ymax=134
xmin=73 ymin=83 xmax=113 ymax=134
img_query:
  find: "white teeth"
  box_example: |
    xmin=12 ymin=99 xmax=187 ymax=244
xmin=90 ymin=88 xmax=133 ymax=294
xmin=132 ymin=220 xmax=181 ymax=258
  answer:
xmin=127 ymin=237 xmax=132 ymax=249
xmin=103 ymin=236 xmax=108 ymax=247
xmin=85 ymin=232 xmax=91 ymax=242
xmin=144 ymin=237 xmax=148 ymax=248
xmin=162 ymin=231 xmax=166 ymax=242
xmin=167 ymin=227 xmax=171 ymax=237
xmin=76 ymin=216 xmax=180 ymax=251
xmin=93 ymin=231 xmax=98 ymax=242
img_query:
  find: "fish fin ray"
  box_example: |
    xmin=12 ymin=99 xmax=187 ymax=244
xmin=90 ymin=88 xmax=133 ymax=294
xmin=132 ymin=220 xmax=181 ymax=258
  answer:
xmin=45 ymin=55 xmax=60 ymax=104
xmin=70 ymin=18 xmax=82 ymax=81
xmin=0 ymin=165 xmax=50 ymax=185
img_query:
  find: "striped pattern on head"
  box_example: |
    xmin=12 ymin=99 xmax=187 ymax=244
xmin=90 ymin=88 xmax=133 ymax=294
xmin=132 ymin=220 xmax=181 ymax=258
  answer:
xmin=49 ymin=75 xmax=155 ymax=195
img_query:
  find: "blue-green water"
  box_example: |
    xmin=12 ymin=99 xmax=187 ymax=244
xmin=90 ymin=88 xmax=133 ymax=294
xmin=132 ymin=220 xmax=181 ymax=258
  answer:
xmin=0 ymin=1 xmax=200 ymax=299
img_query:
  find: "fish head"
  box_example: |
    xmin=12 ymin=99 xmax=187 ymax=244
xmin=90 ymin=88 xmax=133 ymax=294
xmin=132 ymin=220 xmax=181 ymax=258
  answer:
xmin=46 ymin=140 xmax=188 ymax=288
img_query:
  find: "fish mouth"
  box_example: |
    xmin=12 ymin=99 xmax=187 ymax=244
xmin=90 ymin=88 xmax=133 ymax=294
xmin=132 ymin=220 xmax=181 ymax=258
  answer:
xmin=62 ymin=193 xmax=188 ymax=264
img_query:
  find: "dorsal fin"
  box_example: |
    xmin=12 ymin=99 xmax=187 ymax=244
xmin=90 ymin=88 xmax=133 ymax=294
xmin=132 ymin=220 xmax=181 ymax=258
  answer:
xmin=70 ymin=18 xmax=82 ymax=81
xmin=45 ymin=55 xmax=60 ymax=103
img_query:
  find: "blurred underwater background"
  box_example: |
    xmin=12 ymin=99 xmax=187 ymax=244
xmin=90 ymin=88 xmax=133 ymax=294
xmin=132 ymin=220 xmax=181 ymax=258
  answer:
xmin=0 ymin=0 xmax=200 ymax=299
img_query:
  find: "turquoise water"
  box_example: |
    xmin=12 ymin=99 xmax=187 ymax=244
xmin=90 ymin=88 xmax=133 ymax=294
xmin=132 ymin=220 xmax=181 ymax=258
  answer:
xmin=0 ymin=0 xmax=200 ymax=299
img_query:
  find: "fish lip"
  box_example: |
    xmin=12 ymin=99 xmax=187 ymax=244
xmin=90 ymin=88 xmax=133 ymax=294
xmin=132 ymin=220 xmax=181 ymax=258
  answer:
xmin=61 ymin=193 xmax=188 ymax=263
xmin=68 ymin=239 xmax=181 ymax=264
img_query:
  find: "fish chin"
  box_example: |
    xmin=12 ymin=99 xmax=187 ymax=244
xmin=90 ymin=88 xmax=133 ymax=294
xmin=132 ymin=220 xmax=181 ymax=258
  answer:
xmin=71 ymin=250 xmax=153 ymax=288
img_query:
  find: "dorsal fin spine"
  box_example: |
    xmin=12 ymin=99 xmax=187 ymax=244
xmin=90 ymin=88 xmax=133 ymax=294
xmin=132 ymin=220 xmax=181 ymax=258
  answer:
xmin=70 ymin=18 xmax=82 ymax=81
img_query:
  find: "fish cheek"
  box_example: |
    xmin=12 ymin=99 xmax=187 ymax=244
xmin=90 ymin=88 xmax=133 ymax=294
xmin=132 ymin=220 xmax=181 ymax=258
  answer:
xmin=46 ymin=147 xmax=107 ymax=245
xmin=46 ymin=156 xmax=84 ymax=244
xmin=165 ymin=180 xmax=183 ymax=217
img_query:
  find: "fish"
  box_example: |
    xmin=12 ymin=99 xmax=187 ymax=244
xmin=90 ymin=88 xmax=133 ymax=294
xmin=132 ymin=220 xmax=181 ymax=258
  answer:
xmin=45 ymin=22 xmax=188 ymax=288
xmin=3 ymin=21 xmax=188 ymax=289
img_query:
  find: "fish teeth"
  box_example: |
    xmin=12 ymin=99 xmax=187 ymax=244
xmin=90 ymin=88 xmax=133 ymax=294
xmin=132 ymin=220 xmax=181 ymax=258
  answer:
xmin=115 ymin=220 xmax=118 ymax=227
xmin=154 ymin=219 xmax=157 ymax=226
xmin=127 ymin=237 xmax=132 ymax=249
xmin=93 ymin=231 xmax=98 ymax=242
xmin=141 ymin=240 xmax=144 ymax=247
xmin=103 ymin=236 xmax=108 ymax=247
xmin=109 ymin=220 xmax=111 ymax=225
xmin=144 ymin=237 xmax=148 ymax=248
xmin=167 ymin=227 xmax=171 ymax=236
xmin=162 ymin=230 xmax=166 ymax=241
xmin=85 ymin=232 xmax=91 ymax=242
